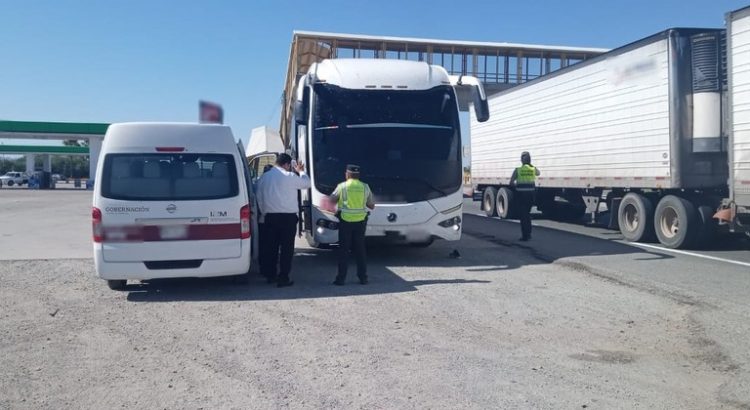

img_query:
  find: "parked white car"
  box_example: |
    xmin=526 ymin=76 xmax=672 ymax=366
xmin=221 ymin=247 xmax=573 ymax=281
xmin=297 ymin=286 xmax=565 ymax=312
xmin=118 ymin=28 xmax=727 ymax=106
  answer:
xmin=0 ymin=172 xmax=29 ymax=187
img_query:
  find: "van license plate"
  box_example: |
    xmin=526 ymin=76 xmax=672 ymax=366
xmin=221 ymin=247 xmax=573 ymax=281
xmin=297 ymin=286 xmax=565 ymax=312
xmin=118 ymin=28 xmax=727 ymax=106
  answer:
xmin=160 ymin=225 xmax=188 ymax=240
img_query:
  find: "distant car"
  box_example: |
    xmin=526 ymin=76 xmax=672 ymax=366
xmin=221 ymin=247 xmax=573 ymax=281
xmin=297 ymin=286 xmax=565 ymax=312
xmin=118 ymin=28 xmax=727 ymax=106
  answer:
xmin=0 ymin=172 xmax=28 ymax=187
xmin=52 ymin=174 xmax=64 ymax=182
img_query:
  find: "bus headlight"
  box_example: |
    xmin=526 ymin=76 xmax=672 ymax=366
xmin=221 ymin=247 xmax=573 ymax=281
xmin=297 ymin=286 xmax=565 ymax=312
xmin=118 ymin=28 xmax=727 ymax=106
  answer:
xmin=438 ymin=216 xmax=461 ymax=228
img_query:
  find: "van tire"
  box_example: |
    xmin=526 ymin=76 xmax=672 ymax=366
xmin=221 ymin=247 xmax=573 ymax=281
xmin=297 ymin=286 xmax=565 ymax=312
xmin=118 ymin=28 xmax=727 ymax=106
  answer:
xmin=107 ymin=280 xmax=127 ymax=290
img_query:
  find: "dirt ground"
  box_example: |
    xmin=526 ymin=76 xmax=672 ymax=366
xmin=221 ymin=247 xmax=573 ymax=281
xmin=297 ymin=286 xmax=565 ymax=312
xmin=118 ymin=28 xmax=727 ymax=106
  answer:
xmin=0 ymin=234 xmax=739 ymax=409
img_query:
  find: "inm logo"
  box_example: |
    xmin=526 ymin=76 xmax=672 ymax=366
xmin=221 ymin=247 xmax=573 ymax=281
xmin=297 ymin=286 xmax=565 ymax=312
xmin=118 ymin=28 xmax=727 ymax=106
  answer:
xmin=166 ymin=204 xmax=177 ymax=214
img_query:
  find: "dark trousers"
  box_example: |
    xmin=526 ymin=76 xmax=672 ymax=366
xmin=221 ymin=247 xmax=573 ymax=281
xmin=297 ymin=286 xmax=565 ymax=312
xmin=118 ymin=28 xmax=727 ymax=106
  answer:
xmin=336 ymin=220 xmax=367 ymax=281
xmin=517 ymin=191 xmax=534 ymax=239
xmin=259 ymin=213 xmax=298 ymax=281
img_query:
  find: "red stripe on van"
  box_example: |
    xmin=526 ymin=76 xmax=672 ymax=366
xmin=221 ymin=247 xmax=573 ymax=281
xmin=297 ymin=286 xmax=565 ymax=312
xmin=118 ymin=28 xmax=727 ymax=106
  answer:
xmin=102 ymin=223 xmax=242 ymax=242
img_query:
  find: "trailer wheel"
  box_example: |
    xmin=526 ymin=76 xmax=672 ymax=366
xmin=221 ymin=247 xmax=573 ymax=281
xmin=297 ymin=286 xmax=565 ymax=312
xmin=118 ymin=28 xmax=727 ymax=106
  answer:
xmin=482 ymin=187 xmax=498 ymax=217
xmin=654 ymin=195 xmax=698 ymax=249
xmin=618 ymin=193 xmax=656 ymax=242
xmin=496 ymin=187 xmax=515 ymax=219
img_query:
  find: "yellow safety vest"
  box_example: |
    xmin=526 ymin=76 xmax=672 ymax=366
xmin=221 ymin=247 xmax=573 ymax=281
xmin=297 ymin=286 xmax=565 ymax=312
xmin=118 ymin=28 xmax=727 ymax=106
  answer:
xmin=515 ymin=164 xmax=537 ymax=191
xmin=337 ymin=179 xmax=370 ymax=222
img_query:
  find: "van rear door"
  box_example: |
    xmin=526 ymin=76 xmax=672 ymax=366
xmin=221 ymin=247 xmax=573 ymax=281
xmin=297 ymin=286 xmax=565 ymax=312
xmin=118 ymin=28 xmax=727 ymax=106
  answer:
xmin=98 ymin=152 xmax=245 ymax=263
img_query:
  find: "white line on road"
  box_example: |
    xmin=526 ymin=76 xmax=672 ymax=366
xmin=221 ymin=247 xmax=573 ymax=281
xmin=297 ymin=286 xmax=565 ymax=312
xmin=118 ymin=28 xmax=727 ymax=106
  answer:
xmin=473 ymin=212 xmax=750 ymax=269
xmin=631 ymin=243 xmax=750 ymax=269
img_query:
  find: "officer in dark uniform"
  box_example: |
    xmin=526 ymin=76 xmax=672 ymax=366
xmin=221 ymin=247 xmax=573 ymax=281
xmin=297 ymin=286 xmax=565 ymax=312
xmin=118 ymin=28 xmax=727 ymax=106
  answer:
xmin=329 ymin=164 xmax=375 ymax=285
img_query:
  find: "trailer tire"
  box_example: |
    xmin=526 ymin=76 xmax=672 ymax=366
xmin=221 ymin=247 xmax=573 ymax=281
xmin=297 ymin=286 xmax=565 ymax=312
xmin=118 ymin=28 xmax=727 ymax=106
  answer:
xmin=654 ymin=195 xmax=698 ymax=249
xmin=496 ymin=187 xmax=515 ymax=219
xmin=618 ymin=193 xmax=656 ymax=243
xmin=482 ymin=187 xmax=498 ymax=217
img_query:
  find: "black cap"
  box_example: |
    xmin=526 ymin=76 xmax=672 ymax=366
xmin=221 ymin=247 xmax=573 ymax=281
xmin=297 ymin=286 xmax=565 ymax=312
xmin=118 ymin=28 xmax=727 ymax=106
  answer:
xmin=346 ymin=164 xmax=360 ymax=173
xmin=521 ymin=151 xmax=531 ymax=164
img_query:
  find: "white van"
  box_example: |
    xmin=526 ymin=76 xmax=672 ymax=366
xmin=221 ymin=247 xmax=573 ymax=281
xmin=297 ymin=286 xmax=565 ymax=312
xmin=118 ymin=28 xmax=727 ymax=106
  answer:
xmin=92 ymin=123 xmax=253 ymax=290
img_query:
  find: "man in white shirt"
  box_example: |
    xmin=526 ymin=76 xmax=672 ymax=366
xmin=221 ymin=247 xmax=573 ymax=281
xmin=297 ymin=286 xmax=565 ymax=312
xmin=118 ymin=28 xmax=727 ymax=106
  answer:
xmin=255 ymin=153 xmax=311 ymax=287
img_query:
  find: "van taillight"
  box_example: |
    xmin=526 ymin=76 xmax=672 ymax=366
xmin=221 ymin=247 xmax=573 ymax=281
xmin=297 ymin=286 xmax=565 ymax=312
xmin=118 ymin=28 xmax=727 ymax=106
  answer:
xmin=92 ymin=207 xmax=103 ymax=243
xmin=240 ymin=205 xmax=251 ymax=239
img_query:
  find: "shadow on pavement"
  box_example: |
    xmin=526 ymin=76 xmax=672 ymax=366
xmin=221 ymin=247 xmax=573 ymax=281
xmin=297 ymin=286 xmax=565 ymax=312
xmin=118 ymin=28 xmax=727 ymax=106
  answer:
xmin=125 ymin=243 xmax=491 ymax=303
xmin=461 ymin=213 xmax=675 ymax=265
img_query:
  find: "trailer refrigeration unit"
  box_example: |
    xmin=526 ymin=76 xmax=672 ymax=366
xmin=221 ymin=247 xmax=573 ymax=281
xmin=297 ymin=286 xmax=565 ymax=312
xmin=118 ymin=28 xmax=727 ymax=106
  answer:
xmin=471 ymin=22 xmax=750 ymax=249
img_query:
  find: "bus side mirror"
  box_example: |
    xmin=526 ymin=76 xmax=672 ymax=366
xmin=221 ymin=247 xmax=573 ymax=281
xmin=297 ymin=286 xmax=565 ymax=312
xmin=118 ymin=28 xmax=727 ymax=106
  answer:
xmin=448 ymin=75 xmax=490 ymax=122
xmin=473 ymin=88 xmax=490 ymax=123
xmin=294 ymin=87 xmax=310 ymax=125
xmin=294 ymin=101 xmax=306 ymax=125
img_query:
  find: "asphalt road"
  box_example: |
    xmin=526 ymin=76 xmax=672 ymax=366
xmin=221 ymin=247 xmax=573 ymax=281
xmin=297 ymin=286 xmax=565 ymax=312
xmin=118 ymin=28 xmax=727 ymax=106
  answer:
xmin=462 ymin=198 xmax=750 ymax=305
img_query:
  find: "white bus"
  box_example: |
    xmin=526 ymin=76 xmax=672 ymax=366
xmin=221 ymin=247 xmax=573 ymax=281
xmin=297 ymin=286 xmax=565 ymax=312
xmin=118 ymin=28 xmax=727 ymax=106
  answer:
xmin=290 ymin=59 xmax=489 ymax=247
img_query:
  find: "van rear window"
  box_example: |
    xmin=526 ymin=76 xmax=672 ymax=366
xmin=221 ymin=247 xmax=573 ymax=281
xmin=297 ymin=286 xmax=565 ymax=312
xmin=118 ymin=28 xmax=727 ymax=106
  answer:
xmin=101 ymin=154 xmax=239 ymax=201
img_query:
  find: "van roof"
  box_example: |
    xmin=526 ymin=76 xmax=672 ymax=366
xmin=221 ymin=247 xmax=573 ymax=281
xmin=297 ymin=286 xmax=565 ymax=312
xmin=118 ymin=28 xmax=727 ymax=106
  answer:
xmin=103 ymin=122 xmax=238 ymax=153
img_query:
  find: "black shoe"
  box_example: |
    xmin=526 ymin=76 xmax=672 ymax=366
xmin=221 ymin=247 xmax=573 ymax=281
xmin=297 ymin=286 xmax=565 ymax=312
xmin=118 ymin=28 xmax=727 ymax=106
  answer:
xmin=332 ymin=279 xmax=345 ymax=286
xmin=266 ymin=276 xmax=277 ymax=284
xmin=358 ymin=277 xmax=368 ymax=285
xmin=519 ymin=237 xmax=530 ymax=242
xmin=276 ymin=280 xmax=294 ymax=288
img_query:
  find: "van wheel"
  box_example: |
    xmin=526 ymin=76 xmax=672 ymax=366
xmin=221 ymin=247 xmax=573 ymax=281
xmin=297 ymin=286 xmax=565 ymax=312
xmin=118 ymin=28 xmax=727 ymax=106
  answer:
xmin=618 ymin=193 xmax=656 ymax=242
xmin=7 ymin=180 xmax=14 ymax=187
xmin=654 ymin=195 xmax=698 ymax=249
xmin=107 ymin=280 xmax=127 ymax=290
xmin=483 ymin=187 xmax=497 ymax=217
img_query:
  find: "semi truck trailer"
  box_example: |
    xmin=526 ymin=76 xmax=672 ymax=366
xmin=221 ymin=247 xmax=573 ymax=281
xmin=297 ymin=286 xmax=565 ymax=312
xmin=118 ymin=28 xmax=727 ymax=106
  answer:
xmin=471 ymin=9 xmax=750 ymax=249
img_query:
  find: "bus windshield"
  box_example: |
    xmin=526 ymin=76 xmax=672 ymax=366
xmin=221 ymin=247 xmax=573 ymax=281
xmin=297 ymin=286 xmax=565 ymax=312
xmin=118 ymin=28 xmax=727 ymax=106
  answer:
xmin=311 ymin=84 xmax=462 ymax=203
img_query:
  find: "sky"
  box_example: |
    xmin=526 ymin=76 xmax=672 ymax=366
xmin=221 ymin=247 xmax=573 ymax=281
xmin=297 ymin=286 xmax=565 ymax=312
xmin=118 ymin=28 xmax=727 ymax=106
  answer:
xmin=1 ymin=0 xmax=748 ymax=148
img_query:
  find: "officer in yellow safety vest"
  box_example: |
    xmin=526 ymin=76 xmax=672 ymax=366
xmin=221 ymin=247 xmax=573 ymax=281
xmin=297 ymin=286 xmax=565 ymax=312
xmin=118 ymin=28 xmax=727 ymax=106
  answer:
xmin=329 ymin=164 xmax=375 ymax=285
xmin=509 ymin=151 xmax=540 ymax=241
